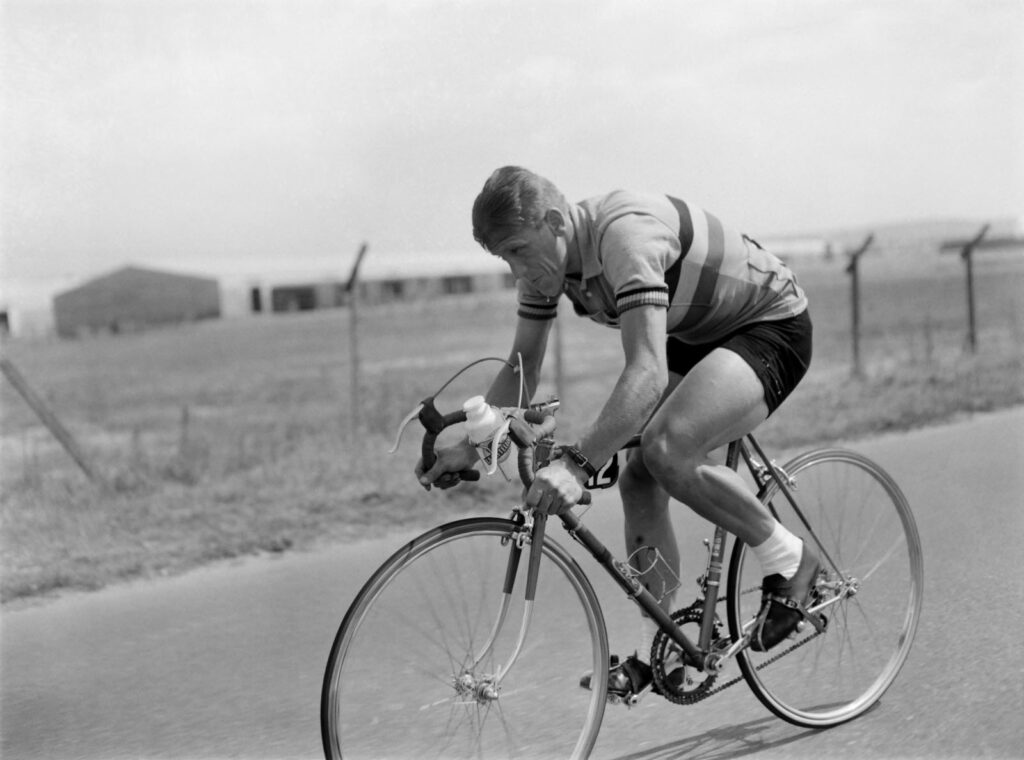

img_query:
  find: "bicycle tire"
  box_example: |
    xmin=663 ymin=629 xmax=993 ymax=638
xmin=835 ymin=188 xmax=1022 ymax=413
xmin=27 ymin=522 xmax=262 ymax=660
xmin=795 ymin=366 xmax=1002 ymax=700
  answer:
xmin=726 ymin=448 xmax=924 ymax=728
xmin=321 ymin=516 xmax=609 ymax=760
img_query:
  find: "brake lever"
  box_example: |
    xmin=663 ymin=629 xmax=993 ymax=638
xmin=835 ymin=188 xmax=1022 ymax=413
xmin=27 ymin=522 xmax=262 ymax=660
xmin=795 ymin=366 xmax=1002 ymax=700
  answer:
xmin=388 ymin=402 xmax=425 ymax=454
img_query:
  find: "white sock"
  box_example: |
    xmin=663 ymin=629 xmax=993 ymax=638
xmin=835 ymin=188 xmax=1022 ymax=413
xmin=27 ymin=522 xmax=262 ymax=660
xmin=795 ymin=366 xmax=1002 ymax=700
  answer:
xmin=751 ymin=522 xmax=803 ymax=579
xmin=636 ymin=616 xmax=660 ymax=663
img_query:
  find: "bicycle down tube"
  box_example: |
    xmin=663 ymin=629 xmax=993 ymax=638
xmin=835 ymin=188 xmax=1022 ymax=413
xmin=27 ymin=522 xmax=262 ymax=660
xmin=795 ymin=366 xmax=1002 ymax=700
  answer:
xmin=554 ymin=438 xmax=741 ymax=672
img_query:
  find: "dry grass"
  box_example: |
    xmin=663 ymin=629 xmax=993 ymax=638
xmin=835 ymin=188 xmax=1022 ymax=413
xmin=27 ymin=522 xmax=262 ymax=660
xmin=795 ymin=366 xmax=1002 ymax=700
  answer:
xmin=1 ymin=256 xmax=1022 ymax=602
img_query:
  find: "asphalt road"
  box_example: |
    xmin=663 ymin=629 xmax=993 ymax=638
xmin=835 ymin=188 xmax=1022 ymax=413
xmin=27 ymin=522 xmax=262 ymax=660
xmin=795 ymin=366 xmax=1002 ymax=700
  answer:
xmin=2 ymin=407 xmax=1023 ymax=759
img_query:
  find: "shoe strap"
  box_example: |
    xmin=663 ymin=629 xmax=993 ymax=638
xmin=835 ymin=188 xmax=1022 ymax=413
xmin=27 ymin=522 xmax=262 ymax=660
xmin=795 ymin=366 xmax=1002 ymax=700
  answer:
xmin=762 ymin=595 xmax=826 ymax=633
xmin=619 ymin=657 xmax=650 ymax=692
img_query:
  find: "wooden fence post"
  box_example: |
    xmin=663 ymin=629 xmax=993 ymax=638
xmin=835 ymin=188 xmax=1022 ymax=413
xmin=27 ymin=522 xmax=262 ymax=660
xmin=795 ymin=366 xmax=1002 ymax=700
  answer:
xmin=0 ymin=357 xmax=104 ymax=485
xmin=345 ymin=243 xmax=369 ymax=437
xmin=960 ymin=224 xmax=989 ymax=354
xmin=553 ymin=313 xmax=565 ymax=402
xmin=845 ymin=234 xmax=874 ymax=377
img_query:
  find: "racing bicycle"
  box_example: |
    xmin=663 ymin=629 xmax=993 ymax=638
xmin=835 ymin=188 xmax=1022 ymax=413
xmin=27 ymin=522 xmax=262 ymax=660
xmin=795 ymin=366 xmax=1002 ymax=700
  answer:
xmin=321 ymin=358 xmax=923 ymax=759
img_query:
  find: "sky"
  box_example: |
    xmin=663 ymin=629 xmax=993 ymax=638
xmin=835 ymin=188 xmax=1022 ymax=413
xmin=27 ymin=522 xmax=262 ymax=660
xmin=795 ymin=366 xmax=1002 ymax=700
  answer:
xmin=1 ymin=0 xmax=1022 ymax=312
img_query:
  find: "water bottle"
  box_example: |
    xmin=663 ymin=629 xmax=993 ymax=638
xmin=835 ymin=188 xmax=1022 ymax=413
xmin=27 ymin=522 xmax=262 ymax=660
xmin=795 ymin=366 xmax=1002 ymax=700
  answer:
xmin=462 ymin=395 xmax=511 ymax=468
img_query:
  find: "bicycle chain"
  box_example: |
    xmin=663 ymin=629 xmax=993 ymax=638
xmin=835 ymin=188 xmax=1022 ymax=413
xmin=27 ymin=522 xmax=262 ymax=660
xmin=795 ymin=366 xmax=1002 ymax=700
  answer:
xmin=700 ymin=627 xmax=823 ymax=699
xmin=650 ymin=604 xmax=719 ymax=705
xmin=650 ymin=597 xmax=824 ymax=704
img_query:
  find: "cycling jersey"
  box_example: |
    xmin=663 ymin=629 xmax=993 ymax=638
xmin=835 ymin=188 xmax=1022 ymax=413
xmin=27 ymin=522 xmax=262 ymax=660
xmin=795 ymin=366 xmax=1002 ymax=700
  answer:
xmin=517 ymin=190 xmax=807 ymax=344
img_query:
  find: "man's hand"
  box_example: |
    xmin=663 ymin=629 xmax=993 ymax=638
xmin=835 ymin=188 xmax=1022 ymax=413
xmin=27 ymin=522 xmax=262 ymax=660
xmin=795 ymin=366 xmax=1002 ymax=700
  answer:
xmin=525 ymin=458 xmax=587 ymax=515
xmin=416 ymin=438 xmax=479 ymax=490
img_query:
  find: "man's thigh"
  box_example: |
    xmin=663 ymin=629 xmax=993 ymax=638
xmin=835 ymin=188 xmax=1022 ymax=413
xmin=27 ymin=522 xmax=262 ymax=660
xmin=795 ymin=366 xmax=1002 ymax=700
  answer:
xmin=648 ymin=347 xmax=768 ymax=456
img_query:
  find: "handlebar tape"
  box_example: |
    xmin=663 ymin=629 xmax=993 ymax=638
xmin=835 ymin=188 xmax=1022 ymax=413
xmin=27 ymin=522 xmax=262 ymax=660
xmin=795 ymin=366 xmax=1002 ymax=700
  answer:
xmin=418 ymin=401 xmax=479 ymax=487
xmin=419 ymin=401 xmax=590 ymax=505
xmin=518 ymin=432 xmax=592 ymax=506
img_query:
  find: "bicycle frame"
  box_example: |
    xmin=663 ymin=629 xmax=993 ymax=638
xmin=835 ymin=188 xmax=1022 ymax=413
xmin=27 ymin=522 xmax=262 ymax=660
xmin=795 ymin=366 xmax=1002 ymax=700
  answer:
xmin=325 ymin=356 xmax=923 ymax=760
xmin=489 ymin=433 xmax=834 ymax=687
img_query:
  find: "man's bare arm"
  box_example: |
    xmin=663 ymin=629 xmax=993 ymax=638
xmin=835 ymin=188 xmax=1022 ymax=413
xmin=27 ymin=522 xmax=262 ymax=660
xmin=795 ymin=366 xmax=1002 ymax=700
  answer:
xmin=485 ymin=315 xmax=553 ymax=408
xmin=575 ymin=305 xmax=668 ymax=466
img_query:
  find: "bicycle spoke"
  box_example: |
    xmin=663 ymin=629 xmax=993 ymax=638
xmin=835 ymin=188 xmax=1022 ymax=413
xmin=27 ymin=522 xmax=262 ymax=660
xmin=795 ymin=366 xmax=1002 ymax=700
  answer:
xmin=727 ymin=449 xmax=923 ymax=728
xmin=322 ymin=518 xmax=608 ymax=760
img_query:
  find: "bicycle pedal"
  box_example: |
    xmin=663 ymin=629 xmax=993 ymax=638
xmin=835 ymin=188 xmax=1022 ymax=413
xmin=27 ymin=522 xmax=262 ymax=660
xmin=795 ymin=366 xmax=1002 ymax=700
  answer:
xmin=793 ymin=612 xmax=827 ymax=636
xmin=611 ymin=682 xmax=653 ymax=706
xmin=606 ymin=690 xmax=645 ymax=707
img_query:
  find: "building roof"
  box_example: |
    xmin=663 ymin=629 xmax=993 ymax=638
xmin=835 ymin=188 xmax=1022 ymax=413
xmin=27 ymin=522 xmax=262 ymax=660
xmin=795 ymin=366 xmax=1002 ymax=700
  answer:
xmin=54 ymin=265 xmax=220 ymax=299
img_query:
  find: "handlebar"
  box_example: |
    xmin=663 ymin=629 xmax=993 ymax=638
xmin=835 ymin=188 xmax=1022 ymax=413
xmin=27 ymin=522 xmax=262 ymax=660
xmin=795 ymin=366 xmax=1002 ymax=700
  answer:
xmin=392 ymin=395 xmax=591 ymax=507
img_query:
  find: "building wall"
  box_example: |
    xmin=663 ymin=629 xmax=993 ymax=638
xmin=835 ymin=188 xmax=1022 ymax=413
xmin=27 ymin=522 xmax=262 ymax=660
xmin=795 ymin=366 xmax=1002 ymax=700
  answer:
xmin=354 ymin=271 xmax=509 ymax=305
xmin=53 ymin=266 xmax=221 ymax=338
xmin=258 ymin=271 xmax=512 ymax=313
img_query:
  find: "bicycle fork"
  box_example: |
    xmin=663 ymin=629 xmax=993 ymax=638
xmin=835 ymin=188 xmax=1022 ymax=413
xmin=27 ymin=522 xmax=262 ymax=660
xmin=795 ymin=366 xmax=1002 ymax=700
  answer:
xmin=460 ymin=511 xmax=551 ymax=701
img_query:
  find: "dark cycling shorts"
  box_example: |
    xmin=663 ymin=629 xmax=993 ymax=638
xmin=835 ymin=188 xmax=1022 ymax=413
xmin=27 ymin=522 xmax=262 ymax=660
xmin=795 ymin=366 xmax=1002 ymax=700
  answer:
xmin=666 ymin=309 xmax=813 ymax=415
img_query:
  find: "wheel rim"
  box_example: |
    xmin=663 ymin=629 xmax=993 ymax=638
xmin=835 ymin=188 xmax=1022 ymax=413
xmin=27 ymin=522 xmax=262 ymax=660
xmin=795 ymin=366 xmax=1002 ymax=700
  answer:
xmin=730 ymin=450 xmax=923 ymax=727
xmin=323 ymin=519 xmax=608 ymax=759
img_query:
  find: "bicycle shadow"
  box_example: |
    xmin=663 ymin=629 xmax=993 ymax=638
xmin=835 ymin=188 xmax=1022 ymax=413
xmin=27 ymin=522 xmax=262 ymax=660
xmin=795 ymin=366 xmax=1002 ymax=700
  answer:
xmin=608 ymin=714 xmax=817 ymax=760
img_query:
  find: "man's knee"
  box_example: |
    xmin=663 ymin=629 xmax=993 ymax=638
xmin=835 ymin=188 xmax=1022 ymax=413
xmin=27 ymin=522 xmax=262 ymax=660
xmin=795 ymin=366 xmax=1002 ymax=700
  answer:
xmin=618 ymin=449 xmax=657 ymax=495
xmin=618 ymin=450 xmax=673 ymax=524
xmin=640 ymin=420 xmax=703 ymax=493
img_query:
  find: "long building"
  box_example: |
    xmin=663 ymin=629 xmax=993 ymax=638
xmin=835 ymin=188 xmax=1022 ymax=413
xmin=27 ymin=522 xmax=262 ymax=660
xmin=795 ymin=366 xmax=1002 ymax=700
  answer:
xmin=53 ymin=265 xmax=221 ymax=338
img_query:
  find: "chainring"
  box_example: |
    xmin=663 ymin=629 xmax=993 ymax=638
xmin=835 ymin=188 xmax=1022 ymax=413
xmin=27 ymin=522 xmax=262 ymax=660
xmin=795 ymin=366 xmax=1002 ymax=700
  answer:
xmin=650 ymin=602 xmax=721 ymax=705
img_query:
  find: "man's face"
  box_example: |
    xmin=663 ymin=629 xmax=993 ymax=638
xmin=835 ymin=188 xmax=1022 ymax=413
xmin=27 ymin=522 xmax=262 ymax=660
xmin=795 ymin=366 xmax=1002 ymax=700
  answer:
xmin=489 ymin=215 xmax=567 ymax=299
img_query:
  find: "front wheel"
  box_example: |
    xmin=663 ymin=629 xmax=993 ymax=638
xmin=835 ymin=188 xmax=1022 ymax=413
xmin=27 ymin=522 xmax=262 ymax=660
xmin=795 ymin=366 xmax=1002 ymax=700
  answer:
xmin=321 ymin=516 xmax=609 ymax=760
xmin=727 ymin=448 xmax=924 ymax=728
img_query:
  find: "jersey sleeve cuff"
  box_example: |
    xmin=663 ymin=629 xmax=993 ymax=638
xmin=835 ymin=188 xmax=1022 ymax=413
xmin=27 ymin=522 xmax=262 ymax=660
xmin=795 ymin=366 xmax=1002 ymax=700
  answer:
xmin=616 ymin=286 xmax=669 ymax=314
xmin=517 ymin=301 xmax=559 ymax=321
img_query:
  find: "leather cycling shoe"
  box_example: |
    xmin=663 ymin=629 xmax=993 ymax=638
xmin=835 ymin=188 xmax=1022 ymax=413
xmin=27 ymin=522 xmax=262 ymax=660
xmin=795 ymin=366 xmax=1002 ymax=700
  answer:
xmin=751 ymin=543 xmax=822 ymax=652
xmin=580 ymin=653 xmax=653 ymax=699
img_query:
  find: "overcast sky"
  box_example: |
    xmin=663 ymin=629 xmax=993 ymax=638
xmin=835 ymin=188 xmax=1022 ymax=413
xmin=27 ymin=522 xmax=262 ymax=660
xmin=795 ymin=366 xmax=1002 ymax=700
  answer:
xmin=2 ymin=0 xmax=1022 ymax=308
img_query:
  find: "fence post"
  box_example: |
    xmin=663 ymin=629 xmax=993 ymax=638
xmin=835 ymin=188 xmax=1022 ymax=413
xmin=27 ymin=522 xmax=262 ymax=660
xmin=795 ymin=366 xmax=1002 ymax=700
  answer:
xmin=960 ymin=223 xmax=989 ymax=354
xmin=845 ymin=234 xmax=873 ymax=377
xmin=345 ymin=243 xmax=370 ymax=437
xmin=0 ymin=357 xmax=104 ymax=485
xmin=553 ymin=314 xmax=565 ymax=401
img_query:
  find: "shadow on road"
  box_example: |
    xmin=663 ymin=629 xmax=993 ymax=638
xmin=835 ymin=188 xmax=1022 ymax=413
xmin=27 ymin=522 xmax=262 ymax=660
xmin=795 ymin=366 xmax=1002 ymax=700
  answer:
xmin=610 ymin=714 xmax=817 ymax=760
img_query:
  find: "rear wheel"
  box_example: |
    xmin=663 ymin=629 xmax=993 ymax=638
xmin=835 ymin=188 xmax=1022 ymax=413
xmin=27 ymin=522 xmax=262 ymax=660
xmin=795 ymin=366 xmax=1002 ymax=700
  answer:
xmin=321 ymin=516 xmax=609 ymax=759
xmin=727 ymin=448 xmax=923 ymax=727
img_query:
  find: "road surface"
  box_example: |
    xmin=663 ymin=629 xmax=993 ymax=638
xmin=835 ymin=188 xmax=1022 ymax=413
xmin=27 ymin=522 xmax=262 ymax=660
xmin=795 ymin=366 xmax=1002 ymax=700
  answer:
xmin=2 ymin=407 xmax=1023 ymax=759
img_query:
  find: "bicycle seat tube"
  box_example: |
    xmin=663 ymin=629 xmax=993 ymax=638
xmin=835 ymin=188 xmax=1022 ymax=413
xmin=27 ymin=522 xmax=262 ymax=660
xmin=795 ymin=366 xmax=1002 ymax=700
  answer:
xmin=695 ymin=440 xmax=742 ymax=647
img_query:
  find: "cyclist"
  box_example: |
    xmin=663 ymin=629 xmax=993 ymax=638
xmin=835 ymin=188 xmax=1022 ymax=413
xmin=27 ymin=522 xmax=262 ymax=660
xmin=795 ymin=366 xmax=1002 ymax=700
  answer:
xmin=417 ymin=166 xmax=819 ymax=700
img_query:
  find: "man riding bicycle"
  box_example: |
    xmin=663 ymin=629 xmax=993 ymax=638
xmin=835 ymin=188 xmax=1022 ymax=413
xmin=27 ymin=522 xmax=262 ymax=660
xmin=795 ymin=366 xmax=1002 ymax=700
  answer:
xmin=417 ymin=165 xmax=819 ymax=699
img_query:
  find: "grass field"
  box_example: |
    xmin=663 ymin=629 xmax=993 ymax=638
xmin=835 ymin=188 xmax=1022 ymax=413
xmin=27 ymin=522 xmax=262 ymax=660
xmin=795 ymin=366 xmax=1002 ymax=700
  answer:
xmin=1 ymin=253 xmax=1022 ymax=603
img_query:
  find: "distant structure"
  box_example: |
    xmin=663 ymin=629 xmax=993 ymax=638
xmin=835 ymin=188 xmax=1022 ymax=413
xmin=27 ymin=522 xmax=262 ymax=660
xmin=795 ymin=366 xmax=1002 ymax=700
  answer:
xmin=758 ymin=237 xmax=836 ymax=265
xmin=224 ymin=250 xmax=514 ymax=317
xmin=53 ymin=265 xmax=221 ymax=338
xmin=263 ymin=272 xmax=511 ymax=313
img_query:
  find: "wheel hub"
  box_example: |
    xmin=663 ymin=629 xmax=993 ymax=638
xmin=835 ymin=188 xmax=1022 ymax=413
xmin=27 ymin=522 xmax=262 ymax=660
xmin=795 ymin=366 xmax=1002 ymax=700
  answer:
xmin=453 ymin=671 xmax=500 ymax=703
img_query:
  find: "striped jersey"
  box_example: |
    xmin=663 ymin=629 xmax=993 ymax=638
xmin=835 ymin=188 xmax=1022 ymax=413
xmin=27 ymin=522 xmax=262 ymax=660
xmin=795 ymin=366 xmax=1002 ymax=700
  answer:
xmin=517 ymin=190 xmax=807 ymax=344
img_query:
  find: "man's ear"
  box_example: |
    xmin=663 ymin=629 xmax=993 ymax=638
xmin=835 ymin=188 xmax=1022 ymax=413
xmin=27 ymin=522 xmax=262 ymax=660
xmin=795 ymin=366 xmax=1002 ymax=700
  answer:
xmin=544 ymin=208 xmax=567 ymax=236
